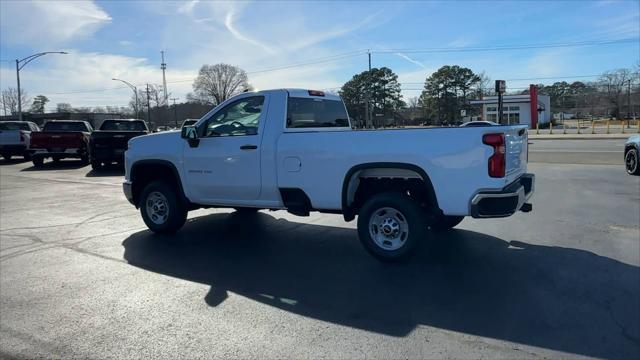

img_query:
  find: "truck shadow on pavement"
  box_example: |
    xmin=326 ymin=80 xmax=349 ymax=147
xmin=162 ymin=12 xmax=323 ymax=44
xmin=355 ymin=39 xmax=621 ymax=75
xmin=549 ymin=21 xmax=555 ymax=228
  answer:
xmin=122 ymin=212 xmax=639 ymax=359
xmin=20 ymin=160 xmax=87 ymax=171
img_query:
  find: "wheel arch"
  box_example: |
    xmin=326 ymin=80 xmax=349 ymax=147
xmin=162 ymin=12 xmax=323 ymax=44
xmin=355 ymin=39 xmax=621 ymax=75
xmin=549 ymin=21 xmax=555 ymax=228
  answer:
xmin=341 ymin=162 xmax=440 ymax=221
xmin=130 ymin=159 xmax=188 ymax=208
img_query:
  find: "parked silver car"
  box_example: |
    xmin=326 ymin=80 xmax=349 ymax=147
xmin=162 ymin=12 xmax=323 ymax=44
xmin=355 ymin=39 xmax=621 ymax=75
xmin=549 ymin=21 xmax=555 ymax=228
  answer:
xmin=624 ymin=135 xmax=640 ymax=175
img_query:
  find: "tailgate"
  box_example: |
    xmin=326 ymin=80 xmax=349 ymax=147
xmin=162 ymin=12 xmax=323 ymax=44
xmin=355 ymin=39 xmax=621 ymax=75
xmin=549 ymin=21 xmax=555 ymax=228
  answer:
xmin=0 ymin=130 xmax=22 ymax=145
xmin=31 ymin=132 xmax=85 ymax=148
xmin=92 ymin=131 xmax=145 ymax=149
xmin=504 ymin=125 xmax=528 ymax=183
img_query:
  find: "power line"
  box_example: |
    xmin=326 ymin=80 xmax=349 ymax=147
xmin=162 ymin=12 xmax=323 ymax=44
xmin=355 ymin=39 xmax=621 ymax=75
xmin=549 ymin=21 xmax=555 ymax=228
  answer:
xmin=29 ymin=38 xmax=639 ymax=97
xmin=372 ymin=38 xmax=639 ymax=54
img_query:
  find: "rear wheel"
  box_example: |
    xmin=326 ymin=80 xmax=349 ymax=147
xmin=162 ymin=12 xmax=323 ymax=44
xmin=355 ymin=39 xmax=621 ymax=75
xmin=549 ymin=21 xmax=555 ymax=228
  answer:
xmin=32 ymin=156 xmax=44 ymax=167
xmin=357 ymin=192 xmax=426 ymax=262
xmin=430 ymin=215 xmax=464 ymax=231
xmin=140 ymin=180 xmax=187 ymax=234
xmin=625 ymin=148 xmax=640 ymax=175
xmin=234 ymin=207 xmax=260 ymax=214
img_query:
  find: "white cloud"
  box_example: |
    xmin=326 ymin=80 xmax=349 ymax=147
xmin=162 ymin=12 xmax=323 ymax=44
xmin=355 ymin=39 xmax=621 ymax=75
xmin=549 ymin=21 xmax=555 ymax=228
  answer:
xmin=0 ymin=51 xmax=196 ymax=110
xmin=224 ymin=10 xmax=275 ymax=54
xmin=0 ymin=0 xmax=111 ymax=46
xmin=395 ymin=53 xmax=426 ymax=69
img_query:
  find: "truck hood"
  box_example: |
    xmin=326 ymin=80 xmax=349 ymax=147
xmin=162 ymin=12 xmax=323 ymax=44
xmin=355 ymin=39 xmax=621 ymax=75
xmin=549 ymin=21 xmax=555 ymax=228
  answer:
xmin=129 ymin=130 xmax=181 ymax=147
xmin=126 ymin=131 xmax=184 ymax=165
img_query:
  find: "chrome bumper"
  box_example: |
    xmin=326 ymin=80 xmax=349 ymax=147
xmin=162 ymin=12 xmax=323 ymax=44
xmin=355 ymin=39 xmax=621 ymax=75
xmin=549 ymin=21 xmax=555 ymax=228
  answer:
xmin=470 ymin=174 xmax=535 ymax=218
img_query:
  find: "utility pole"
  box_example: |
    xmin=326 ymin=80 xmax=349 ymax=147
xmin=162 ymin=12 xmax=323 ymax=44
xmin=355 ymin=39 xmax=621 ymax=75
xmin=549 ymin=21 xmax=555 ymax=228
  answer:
xmin=161 ymin=51 xmax=168 ymax=105
xmin=170 ymin=97 xmax=179 ymax=128
xmin=146 ymin=84 xmax=151 ymax=125
xmin=365 ymin=49 xmax=372 ymax=128
xmin=627 ymin=79 xmax=631 ymax=120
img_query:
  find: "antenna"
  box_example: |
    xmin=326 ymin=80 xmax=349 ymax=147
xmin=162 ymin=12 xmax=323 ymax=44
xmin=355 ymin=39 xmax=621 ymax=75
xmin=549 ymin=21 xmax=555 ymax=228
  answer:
xmin=160 ymin=50 xmax=168 ymax=104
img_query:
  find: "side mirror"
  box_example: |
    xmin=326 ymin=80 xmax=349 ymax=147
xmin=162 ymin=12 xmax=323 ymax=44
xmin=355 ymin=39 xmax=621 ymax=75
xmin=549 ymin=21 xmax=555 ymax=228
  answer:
xmin=181 ymin=125 xmax=200 ymax=147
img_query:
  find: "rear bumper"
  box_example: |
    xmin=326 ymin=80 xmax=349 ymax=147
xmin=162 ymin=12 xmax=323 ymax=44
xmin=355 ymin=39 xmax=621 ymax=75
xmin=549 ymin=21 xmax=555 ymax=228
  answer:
xmin=470 ymin=173 xmax=535 ymax=218
xmin=30 ymin=148 xmax=86 ymax=158
xmin=0 ymin=144 xmax=28 ymax=155
xmin=123 ymin=181 xmax=134 ymax=205
xmin=92 ymin=147 xmax=126 ymax=162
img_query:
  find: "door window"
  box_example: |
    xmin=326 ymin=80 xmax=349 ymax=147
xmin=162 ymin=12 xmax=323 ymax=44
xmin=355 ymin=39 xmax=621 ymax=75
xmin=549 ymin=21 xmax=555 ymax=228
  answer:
xmin=204 ymin=96 xmax=265 ymax=137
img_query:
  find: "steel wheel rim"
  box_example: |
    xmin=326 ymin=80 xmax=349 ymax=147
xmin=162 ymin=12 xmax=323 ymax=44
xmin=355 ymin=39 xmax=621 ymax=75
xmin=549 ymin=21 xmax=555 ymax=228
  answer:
xmin=146 ymin=191 xmax=169 ymax=225
xmin=626 ymin=150 xmax=637 ymax=173
xmin=368 ymin=207 xmax=409 ymax=251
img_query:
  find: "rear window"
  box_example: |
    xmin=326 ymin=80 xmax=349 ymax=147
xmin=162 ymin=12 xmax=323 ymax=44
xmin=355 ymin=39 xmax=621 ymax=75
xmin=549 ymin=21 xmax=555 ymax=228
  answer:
xmin=286 ymin=98 xmax=349 ymax=128
xmin=0 ymin=122 xmax=30 ymax=131
xmin=44 ymin=122 xmax=90 ymax=132
xmin=100 ymin=120 xmax=147 ymax=131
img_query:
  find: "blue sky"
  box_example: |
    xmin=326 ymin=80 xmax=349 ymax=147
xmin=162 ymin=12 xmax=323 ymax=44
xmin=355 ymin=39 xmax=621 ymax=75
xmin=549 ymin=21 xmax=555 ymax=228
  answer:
xmin=1 ymin=0 xmax=638 ymax=110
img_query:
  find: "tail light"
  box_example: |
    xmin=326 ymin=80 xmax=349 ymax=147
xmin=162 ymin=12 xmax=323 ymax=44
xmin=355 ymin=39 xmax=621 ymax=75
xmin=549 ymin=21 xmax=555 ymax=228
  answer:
xmin=483 ymin=133 xmax=505 ymax=178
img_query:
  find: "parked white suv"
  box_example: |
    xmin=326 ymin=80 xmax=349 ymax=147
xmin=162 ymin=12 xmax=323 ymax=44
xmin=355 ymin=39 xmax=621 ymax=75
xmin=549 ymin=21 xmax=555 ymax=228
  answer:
xmin=123 ymin=89 xmax=534 ymax=261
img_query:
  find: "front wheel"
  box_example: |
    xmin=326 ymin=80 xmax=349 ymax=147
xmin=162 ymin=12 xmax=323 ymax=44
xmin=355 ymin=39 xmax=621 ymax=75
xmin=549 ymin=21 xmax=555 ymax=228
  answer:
xmin=625 ymin=148 xmax=640 ymax=175
xmin=32 ymin=156 xmax=44 ymax=167
xmin=140 ymin=180 xmax=187 ymax=234
xmin=357 ymin=192 xmax=427 ymax=262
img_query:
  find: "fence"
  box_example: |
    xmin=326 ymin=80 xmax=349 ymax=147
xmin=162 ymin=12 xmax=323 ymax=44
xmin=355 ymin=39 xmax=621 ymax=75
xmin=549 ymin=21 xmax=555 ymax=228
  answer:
xmin=534 ymin=119 xmax=640 ymax=135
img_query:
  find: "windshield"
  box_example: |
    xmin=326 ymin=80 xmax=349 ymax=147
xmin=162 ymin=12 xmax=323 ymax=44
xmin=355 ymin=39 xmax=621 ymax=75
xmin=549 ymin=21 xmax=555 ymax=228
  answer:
xmin=43 ymin=122 xmax=90 ymax=132
xmin=286 ymin=98 xmax=349 ymax=128
xmin=0 ymin=122 xmax=30 ymax=131
xmin=100 ymin=120 xmax=147 ymax=131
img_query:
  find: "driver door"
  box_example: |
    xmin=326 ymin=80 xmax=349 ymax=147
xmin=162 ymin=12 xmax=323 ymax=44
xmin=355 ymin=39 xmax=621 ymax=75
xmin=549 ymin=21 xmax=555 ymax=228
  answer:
xmin=183 ymin=94 xmax=267 ymax=203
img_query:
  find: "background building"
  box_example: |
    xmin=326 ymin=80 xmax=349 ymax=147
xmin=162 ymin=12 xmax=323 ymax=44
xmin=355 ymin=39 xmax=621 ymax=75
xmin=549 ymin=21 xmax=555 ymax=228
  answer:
xmin=470 ymin=85 xmax=551 ymax=128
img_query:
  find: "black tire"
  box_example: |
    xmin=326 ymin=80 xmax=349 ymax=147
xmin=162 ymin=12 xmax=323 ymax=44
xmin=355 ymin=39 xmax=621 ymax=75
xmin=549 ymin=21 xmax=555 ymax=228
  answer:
xmin=23 ymin=152 xmax=31 ymax=161
xmin=139 ymin=180 xmax=187 ymax=234
xmin=80 ymin=155 xmax=89 ymax=165
xmin=52 ymin=156 xmax=61 ymax=163
xmin=234 ymin=207 xmax=260 ymax=214
xmin=2 ymin=153 xmax=11 ymax=161
xmin=625 ymin=148 xmax=640 ymax=175
xmin=357 ymin=192 xmax=427 ymax=262
xmin=91 ymin=161 xmax=102 ymax=171
xmin=32 ymin=156 xmax=44 ymax=167
xmin=430 ymin=215 xmax=464 ymax=231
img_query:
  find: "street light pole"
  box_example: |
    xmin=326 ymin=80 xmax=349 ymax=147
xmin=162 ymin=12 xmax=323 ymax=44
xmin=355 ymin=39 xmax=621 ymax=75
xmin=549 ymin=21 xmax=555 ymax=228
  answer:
xmin=15 ymin=51 xmax=67 ymax=121
xmin=112 ymin=78 xmax=138 ymax=118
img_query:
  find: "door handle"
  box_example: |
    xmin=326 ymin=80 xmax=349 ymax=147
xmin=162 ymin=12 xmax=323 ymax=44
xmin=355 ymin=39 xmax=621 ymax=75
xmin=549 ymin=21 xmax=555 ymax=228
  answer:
xmin=240 ymin=145 xmax=258 ymax=150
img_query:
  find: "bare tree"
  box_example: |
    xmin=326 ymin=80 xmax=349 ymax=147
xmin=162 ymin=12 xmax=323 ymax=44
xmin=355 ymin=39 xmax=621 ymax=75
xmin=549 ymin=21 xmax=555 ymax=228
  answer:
xmin=1 ymin=87 xmax=30 ymax=115
xmin=406 ymin=96 xmax=420 ymax=109
xmin=131 ymin=84 xmax=167 ymax=110
xmin=56 ymin=103 xmax=72 ymax=112
xmin=190 ymin=63 xmax=251 ymax=105
xmin=599 ymin=69 xmax=632 ymax=118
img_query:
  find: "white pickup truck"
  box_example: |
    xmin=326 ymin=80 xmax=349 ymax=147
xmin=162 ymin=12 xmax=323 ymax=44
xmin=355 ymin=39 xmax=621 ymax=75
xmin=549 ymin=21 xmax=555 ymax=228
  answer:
xmin=0 ymin=121 xmax=40 ymax=161
xmin=123 ymin=89 xmax=534 ymax=261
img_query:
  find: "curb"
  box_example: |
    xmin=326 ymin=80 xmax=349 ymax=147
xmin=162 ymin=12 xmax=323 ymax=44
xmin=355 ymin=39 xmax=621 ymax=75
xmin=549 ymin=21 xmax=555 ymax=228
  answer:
xmin=528 ymin=134 xmax=632 ymax=140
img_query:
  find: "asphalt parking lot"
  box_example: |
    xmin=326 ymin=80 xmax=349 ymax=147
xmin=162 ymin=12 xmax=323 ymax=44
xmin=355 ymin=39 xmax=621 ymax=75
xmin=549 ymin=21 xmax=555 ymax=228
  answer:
xmin=1 ymin=153 xmax=639 ymax=359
